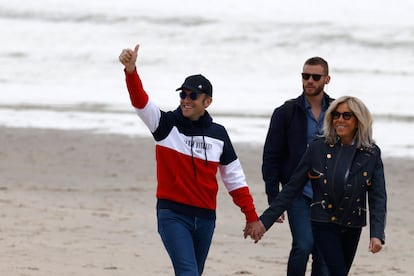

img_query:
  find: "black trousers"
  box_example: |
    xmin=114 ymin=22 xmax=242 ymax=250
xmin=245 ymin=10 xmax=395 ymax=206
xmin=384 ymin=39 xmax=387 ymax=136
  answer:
xmin=312 ymin=222 xmax=362 ymax=276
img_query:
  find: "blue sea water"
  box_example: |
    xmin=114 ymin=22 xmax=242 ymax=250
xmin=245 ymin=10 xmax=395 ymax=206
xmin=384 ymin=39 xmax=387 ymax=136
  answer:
xmin=1 ymin=0 xmax=414 ymax=158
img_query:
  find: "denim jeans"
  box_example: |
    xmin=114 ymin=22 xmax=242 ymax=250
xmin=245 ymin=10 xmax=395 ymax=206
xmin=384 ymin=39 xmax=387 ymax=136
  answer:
xmin=157 ymin=209 xmax=215 ymax=276
xmin=286 ymin=194 xmax=329 ymax=276
xmin=312 ymin=222 xmax=362 ymax=276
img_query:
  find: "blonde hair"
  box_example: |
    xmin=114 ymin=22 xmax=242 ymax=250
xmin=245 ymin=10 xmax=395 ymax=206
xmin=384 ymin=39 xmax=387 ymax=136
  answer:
xmin=324 ymin=96 xmax=374 ymax=148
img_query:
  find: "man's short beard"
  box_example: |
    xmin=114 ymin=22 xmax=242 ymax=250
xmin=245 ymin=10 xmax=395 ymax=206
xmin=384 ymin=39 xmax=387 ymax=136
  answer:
xmin=303 ymin=85 xmax=324 ymax=97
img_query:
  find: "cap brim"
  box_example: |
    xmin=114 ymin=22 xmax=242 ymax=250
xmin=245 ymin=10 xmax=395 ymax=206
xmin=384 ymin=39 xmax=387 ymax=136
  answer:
xmin=176 ymin=85 xmax=198 ymax=93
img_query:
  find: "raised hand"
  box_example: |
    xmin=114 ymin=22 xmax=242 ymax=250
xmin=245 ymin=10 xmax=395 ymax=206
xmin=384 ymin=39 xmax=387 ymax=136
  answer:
xmin=119 ymin=44 xmax=140 ymax=73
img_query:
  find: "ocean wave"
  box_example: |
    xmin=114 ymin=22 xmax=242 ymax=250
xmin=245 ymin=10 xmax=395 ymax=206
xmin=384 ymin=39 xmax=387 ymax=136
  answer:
xmin=0 ymin=103 xmax=128 ymax=114
xmin=315 ymin=32 xmax=414 ymax=50
xmin=334 ymin=67 xmax=414 ymax=76
xmin=0 ymin=8 xmax=126 ymax=24
xmin=1 ymin=103 xmax=413 ymax=123
xmin=2 ymin=6 xmax=413 ymax=56
xmin=0 ymin=8 xmax=215 ymax=27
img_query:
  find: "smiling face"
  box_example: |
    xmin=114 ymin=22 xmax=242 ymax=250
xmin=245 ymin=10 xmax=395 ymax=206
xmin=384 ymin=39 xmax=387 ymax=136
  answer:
xmin=333 ymin=102 xmax=358 ymax=145
xmin=180 ymin=89 xmax=212 ymax=121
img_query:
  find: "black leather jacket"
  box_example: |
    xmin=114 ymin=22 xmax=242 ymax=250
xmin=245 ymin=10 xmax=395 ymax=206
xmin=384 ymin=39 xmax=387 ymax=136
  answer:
xmin=260 ymin=137 xmax=387 ymax=242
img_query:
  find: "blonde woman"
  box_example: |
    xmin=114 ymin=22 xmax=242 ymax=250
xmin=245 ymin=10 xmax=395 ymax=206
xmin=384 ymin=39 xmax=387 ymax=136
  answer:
xmin=247 ymin=96 xmax=387 ymax=276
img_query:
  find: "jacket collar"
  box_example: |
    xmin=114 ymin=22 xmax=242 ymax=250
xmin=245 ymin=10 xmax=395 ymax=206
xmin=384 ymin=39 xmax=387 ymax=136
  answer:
xmin=173 ymin=107 xmax=213 ymax=129
xmin=326 ymin=140 xmax=376 ymax=176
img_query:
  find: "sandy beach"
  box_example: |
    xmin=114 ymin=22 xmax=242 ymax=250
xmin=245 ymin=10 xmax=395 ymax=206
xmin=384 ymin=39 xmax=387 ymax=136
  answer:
xmin=0 ymin=126 xmax=413 ymax=275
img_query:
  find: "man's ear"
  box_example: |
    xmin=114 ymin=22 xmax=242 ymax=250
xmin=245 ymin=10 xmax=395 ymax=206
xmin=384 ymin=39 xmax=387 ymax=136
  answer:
xmin=204 ymin=97 xmax=212 ymax=108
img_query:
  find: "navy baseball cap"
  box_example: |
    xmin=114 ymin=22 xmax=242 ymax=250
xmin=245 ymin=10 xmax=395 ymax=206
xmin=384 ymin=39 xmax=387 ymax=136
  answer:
xmin=176 ymin=74 xmax=213 ymax=97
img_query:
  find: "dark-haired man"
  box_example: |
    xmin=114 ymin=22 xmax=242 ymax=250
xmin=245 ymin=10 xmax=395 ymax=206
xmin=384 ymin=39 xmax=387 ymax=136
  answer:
xmin=119 ymin=43 xmax=262 ymax=275
xmin=262 ymin=57 xmax=334 ymax=275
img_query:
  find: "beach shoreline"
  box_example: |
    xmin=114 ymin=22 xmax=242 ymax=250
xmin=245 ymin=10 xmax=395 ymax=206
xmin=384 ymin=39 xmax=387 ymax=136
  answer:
xmin=1 ymin=126 xmax=413 ymax=275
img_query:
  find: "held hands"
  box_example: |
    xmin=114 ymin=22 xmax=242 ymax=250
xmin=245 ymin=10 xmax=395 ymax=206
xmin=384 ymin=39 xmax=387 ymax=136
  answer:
xmin=243 ymin=220 xmax=266 ymax=243
xmin=119 ymin=44 xmax=139 ymax=73
xmin=275 ymin=212 xmax=285 ymax=223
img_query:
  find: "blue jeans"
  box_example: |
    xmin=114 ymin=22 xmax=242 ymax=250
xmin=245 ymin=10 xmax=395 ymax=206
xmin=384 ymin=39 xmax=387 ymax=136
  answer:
xmin=157 ymin=209 xmax=215 ymax=276
xmin=312 ymin=222 xmax=362 ymax=276
xmin=286 ymin=194 xmax=329 ymax=276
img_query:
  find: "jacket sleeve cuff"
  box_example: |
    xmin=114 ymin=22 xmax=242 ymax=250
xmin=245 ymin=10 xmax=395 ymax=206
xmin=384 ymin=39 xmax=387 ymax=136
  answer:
xmin=229 ymin=186 xmax=259 ymax=223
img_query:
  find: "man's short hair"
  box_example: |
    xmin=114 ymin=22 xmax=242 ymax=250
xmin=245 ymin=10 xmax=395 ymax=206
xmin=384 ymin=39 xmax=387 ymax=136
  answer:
xmin=304 ymin=57 xmax=329 ymax=75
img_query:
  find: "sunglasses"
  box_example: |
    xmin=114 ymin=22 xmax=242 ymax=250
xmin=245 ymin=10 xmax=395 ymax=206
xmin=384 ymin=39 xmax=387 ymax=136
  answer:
xmin=301 ymin=73 xmax=325 ymax=81
xmin=331 ymin=111 xmax=354 ymax=120
xmin=179 ymin=91 xmax=202 ymax=100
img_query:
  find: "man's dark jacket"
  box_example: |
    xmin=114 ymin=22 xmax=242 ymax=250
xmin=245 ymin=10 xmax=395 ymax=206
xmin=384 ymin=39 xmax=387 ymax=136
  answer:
xmin=262 ymin=93 xmax=334 ymax=204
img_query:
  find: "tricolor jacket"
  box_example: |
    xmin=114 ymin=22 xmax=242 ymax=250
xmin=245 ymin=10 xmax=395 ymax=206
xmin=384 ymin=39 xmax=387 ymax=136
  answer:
xmin=124 ymin=69 xmax=258 ymax=223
